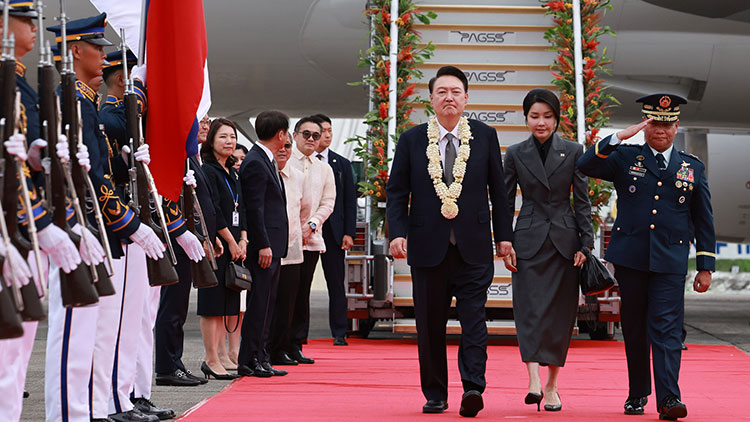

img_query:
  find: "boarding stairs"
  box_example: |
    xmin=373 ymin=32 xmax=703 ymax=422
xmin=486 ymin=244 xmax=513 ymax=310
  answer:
xmin=392 ymin=0 xmax=556 ymax=335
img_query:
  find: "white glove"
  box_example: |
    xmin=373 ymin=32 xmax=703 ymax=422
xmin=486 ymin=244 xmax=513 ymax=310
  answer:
xmin=4 ymin=133 xmax=28 ymax=161
xmin=130 ymin=223 xmax=165 ymax=260
xmin=134 ymin=144 xmax=150 ymax=165
xmin=121 ymin=144 xmax=131 ymax=163
xmin=131 ymin=64 xmax=146 ymax=85
xmin=0 ymin=241 xmax=33 ymax=287
xmin=56 ymin=134 xmax=70 ymax=163
xmin=38 ymin=224 xmax=81 ymax=273
xmin=76 ymin=144 xmax=91 ymax=172
xmin=28 ymin=138 xmax=47 ymax=171
xmin=183 ymin=169 xmax=197 ymax=188
xmin=71 ymin=224 xmax=105 ymax=266
xmin=176 ymin=230 xmax=205 ymax=263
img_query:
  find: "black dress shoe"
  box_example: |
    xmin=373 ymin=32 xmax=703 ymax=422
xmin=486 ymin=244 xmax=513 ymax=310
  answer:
xmin=23 ymin=390 xmax=29 ymax=398
xmin=290 ymin=349 xmax=314 ymax=364
xmin=543 ymin=392 xmax=562 ymax=412
xmin=92 ymin=418 xmax=115 ymax=422
xmin=333 ymin=336 xmax=348 ymax=346
xmin=109 ymin=408 xmax=158 ymax=422
xmin=155 ymin=369 xmax=201 ymax=387
xmin=249 ymin=359 xmax=273 ymax=377
xmin=624 ymin=396 xmax=648 ymax=415
xmin=681 ymin=342 xmax=688 ymax=350
xmin=200 ymin=361 xmax=239 ymax=380
xmin=658 ymin=396 xmax=687 ymax=420
xmin=237 ymin=364 xmax=254 ymax=377
xmin=271 ymin=351 xmax=299 ymax=366
xmin=131 ymin=397 xmax=176 ymax=420
xmin=460 ymin=390 xmax=484 ymax=417
xmin=184 ymin=368 xmax=209 ymax=384
xmin=422 ymin=400 xmax=448 ymax=414
xmin=524 ymin=391 xmax=543 ymax=412
xmin=262 ymin=361 xmax=288 ymax=376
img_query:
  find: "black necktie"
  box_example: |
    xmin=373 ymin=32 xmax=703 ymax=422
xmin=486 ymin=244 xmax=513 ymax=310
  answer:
xmin=444 ymin=134 xmax=456 ymax=184
xmin=656 ymin=153 xmax=667 ymax=171
xmin=316 ymin=153 xmax=323 ymax=161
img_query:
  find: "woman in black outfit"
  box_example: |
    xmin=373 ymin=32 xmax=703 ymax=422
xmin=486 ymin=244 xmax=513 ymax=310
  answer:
xmin=198 ymin=118 xmax=247 ymax=379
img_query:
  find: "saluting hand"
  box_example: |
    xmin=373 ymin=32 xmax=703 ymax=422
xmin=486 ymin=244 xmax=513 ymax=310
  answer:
xmin=616 ymin=118 xmax=652 ymax=141
xmin=694 ymin=270 xmax=711 ymax=293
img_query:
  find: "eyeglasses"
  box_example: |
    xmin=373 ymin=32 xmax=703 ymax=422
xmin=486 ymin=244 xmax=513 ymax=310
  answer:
xmin=199 ymin=119 xmax=211 ymax=127
xmin=283 ymin=143 xmax=292 ymax=149
xmin=297 ymin=130 xmax=321 ymax=141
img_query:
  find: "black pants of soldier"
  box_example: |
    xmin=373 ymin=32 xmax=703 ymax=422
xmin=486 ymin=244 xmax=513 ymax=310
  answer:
xmin=270 ymin=263 xmax=303 ymax=356
xmin=291 ymin=251 xmax=320 ymax=349
xmin=615 ymin=265 xmax=685 ymax=405
xmin=410 ymin=245 xmax=493 ymax=401
xmin=154 ymin=254 xmax=193 ymax=375
xmin=320 ymin=229 xmax=349 ymax=338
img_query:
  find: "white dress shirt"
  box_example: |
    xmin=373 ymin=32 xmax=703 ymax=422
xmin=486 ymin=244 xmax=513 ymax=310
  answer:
xmin=256 ymin=141 xmax=275 ymax=164
xmin=289 ymin=146 xmax=336 ymax=252
xmin=611 ymin=132 xmax=674 ymax=167
xmin=437 ymin=120 xmax=460 ymax=169
xmin=280 ymin=165 xmax=305 ymax=265
xmin=316 ymin=148 xmax=329 ymax=164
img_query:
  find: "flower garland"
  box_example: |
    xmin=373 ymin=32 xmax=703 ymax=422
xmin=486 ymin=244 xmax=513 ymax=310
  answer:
xmin=426 ymin=116 xmax=472 ymax=219
xmin=542 ymin=0 xmax=618 ymax=232
xmin=345 ymin=0 xmax=437 ymax=228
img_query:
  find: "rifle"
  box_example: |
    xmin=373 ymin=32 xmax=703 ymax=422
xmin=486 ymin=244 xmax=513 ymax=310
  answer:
xmin=0 ymin=187 xmax=23 ymax=339
xmin=54 ymin=1 xmax=99 ymax=306
xmin=183 ymin=159 xmax=218 ymax=288
xmin=0 ymin=3 xmax=45 ymax=321
xmin=121 ymin=29 xmax=178 ymax=286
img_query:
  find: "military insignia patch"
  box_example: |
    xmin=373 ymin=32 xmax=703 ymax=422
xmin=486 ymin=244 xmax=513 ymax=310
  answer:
xmin=676 ymin=180 xmax=682 ymax=188
xmin=679 ymin=196 xmax=686 ymax=204
xmin=636 ymin=155 xmax=645 ymax=161
xmin=676 ymin=167 xmax=694 ymax=182
xmin=629 ymin=185 xmax=636 ymax=193
xmin=660 ymin=96 xmax=672 ymax=108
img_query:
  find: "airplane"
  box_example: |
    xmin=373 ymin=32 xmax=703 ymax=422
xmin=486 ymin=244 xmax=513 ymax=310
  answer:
xmin=26 ymin=0 xmax=750 ymax=243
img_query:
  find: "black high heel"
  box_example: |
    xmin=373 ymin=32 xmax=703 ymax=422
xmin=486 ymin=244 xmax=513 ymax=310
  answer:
xmin=525 ymin=391 xmax=543 ymax=412
xmin=200 ymin=361 xmax=238 ymax=380
xmin=544 ymin=392 xmax=562 ymax=412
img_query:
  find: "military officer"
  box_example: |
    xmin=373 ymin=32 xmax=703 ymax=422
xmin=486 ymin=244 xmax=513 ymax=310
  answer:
xmin=577 ymin=93 xmax=715 ymax=421
xmin=0 ymin=3 xmax=105 ymax=422
xmin=100 ymin=49 xmax=205 ymax=419
xmin=48 ymin=13 xmax=166 ymax=422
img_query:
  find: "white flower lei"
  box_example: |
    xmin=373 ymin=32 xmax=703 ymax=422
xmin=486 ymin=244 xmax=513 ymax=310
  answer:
xmin=426 ymin=116 xmax=472 ymax=219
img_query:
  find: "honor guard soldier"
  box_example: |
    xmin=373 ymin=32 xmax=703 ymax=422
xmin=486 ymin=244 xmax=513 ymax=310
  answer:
xmin=0 ymin=2 xmax=104 ymax=421
xmin=48 ymin=13 xmax=166 ymax=422
xmin=577 ymin=93 xmax=715 ymax=421
xmin=100 ymin=48 xmax=204 ymax=419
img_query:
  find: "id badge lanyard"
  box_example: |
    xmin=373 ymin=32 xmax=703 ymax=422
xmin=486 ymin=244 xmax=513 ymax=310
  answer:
xmin=225 ymin=176 xmax=240 ymax=227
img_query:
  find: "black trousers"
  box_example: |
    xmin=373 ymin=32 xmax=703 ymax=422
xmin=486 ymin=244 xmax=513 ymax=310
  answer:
xmin=615 ymin=265 xmax=685 ymax=404
xmin=320 ymin=229 xmax=348 ymax=338
xmin=154 ymin=254 xmax=192 ymax=375
xmin=410 ymin=245 xmax=493 ymax=401
xmin=290 ymin=251 xmax=320 ymax=348
xmin=269 ymin=263 xmax=302 ymax=356
xmin=238 ymin=256 xmax=281 ymax=365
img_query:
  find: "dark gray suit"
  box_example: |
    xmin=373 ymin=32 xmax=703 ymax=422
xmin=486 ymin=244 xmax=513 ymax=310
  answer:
xmin=503 ymin=134 xmax=593 ymax=366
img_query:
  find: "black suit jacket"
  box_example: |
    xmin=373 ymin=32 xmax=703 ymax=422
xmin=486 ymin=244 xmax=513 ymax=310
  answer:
xmin=386 ymin=119 xmax=513 ymax=267
xmin=191 ymin=155 xmax=217 ymax=244
xmin=240 ymin=144 xmax=288 ymax=258
xmin=322 ymin=150 xmax=357 ymax=247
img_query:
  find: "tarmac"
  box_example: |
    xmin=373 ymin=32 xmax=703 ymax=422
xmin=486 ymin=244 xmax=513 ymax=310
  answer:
xmin=18 ymin=268 xmax=750 ymax=421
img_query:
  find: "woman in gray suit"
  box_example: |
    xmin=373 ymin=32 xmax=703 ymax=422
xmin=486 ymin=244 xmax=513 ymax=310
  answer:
xmin=503 ymin=89 xmax=594 ymax=411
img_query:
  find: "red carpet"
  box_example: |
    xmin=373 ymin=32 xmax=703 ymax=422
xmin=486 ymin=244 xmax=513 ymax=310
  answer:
xmin=178 ymin=338 xmax=750 ymax=421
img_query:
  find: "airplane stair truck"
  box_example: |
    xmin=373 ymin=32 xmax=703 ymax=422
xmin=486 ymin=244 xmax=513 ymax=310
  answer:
xmin=346 ymin=0 xmax=620 ymax=339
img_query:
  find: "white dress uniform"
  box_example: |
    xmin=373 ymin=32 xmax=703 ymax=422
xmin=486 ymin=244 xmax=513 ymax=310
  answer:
xmin=90 ymin=242 xmax=149 ymax=417
xmin=45 ymin=261 xmax=99 ymax=422
xmin=132 ymin=283 xmax=161 ymax=399
xmin=0 ymin=253 xmax=45 ymax=422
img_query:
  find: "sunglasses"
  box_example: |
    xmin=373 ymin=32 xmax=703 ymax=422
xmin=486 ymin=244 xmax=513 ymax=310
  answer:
xmin=298 ymin=130 xmax=321 ymax=141
xmin=283 ymin=143 xmax=292 ymax=149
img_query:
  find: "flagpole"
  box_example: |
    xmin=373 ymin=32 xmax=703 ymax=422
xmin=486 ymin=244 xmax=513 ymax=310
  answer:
xmin=137 ymin=0 xmax=147 ymax=65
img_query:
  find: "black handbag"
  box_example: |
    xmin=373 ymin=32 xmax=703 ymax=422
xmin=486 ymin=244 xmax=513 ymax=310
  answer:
xmin=225 ymin=261 xmax=253 ymax=292
xmin=579 ymin=249 xmax=616 ymax=296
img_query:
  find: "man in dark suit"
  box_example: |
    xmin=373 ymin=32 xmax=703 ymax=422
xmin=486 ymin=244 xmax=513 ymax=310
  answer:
xmin=577 ymin=94 xmax=715 ymax=421
xmin=386 ymin=66 xmax=513 ymax=417
xmin=154 ymin=114 xmax=215 ymax=389
xmin=238 ymin=110 xmax=290 ymax=377
xmin=312 ymin=113 xmax=357 ymax=346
